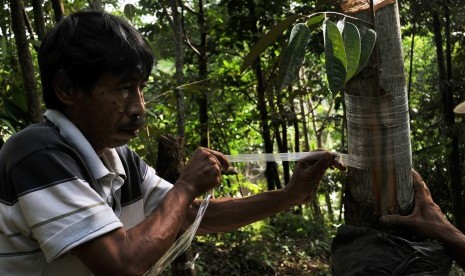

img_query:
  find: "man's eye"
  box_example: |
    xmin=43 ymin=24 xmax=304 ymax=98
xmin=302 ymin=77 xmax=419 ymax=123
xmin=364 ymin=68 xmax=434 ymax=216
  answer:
xmin=117 ymin=86 xmax=130 ymax=94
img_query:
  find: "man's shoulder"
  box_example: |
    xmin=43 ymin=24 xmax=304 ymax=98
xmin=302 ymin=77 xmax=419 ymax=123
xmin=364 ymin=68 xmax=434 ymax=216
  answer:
xmin=0 ymin=121 xmax=70 ymax=164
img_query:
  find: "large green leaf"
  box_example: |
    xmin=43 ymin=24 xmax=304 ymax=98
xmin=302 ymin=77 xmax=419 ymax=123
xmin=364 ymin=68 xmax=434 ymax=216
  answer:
xmin=124 ymin=4 xmax=137 ymax=21
xmin=323 ymin=19 xmax=347 ymax=94
xmin=337 ymin=20 xmax=361 ymax=81
xmin=355 ymin=25 xmax=377 ymax=75
xmin=306 ymin=13 xmax=325 ymax=31
xmin=240 ymin=14 xmax=303 ymax=73
xmin=276 ymin=23 xmax=311 ymax=91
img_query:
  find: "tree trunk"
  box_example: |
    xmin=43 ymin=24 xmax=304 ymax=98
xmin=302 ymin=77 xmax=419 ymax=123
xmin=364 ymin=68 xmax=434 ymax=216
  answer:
xmin=168 ymin=2 xmax=194 ymax=275
xmin=10 ymin=0 xmax=42 ymax=124
xmin=432 ymin=8 xmax=464 ymax=232
xmin=156 ymin=134 xmax=196 ymax=276
xmin=246 ymin=0 xmax=279 ymax=191
xmin=31 ymin=0 xmax=46 ymax=41
xmin=197 ymin=0 xmax=209 ymax=148
xmin=324 ymin=192 xmax=335 ymax=223
xmin=50 ymin=0 xmax=64 ymax=22
xmin=299 ymin=96 xmax=310 ymax=152
xmin=171 ymin=0 xmax=186 ymax=143
xmin=341 ymin=1 xmax=413 ymax=227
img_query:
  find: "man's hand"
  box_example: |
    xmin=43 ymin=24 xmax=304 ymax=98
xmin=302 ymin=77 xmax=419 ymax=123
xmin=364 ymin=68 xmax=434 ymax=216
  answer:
xmin=380 ymin=170 xmax=456 ymax=241
xmin=284 ymin=150 xmax=344 ymax=205
xmin=380 ymin=170 xmax=465 ymax=269
xmin=177 ymin=147 xmax=230 ymax=197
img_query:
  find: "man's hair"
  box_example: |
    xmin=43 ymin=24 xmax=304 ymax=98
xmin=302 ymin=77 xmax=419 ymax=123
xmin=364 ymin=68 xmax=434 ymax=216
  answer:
xmin=39 ymin=11 xmax=154 ymax=110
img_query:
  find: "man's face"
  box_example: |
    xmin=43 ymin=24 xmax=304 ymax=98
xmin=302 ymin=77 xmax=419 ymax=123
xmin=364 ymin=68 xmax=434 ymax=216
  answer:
xmin=69 ymin=72 xmax=146 ymax=155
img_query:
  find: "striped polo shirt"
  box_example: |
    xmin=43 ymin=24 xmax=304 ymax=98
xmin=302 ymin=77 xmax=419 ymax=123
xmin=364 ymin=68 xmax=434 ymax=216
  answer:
xmin=0 ymin=109 xmax=173 ymax=275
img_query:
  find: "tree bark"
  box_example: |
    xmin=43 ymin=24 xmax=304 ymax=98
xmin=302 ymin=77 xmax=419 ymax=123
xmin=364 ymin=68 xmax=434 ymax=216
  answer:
xmin=50 ymin=0 xmax=64 ymax=22
xmin=10 ymin=0 xmax=42 ymax=124
xmin=155 ymin=134 xmax=196 ymax=276
xmin=171 ymin=0 xmax=186 ymax=143
xmin=197 ymin=0 xmax=208 ymax=148
xmin=31 ymin=0 xmax=46 ymax=41
xmin=341 ymin=0 xmax=413 ymax=226
xmin=246 ymin=0 xmax=279 ymax=191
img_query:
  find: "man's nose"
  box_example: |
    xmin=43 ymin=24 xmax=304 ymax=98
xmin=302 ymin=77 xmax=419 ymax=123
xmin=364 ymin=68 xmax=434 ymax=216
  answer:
xmin=127 ymin=89 xmax=145 ymax=118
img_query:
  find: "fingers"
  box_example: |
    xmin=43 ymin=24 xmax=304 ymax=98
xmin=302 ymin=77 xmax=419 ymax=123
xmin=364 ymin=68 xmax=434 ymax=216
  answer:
xmin=200 ymin=147 xmax=230 ymax=175
xmin=411 ymin=169 xmax=432 ymax=201
xmin=380 ymin=214 xmax=406 ymax=227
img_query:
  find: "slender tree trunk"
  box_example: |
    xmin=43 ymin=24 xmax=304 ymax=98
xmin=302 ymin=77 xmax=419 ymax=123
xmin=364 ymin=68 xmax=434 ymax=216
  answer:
xmin=171 ymin=0 xmax=185 ymax=144
xmin=21 ymin=4 xmax=34 ymax=40
xmin=432 ymin=9 xmax=464 ymax=232
xmin=169 ymin=2 xmax=195 ymax=275
xmin=197 ymin=0 xmax=208 ymax=148
xmin=299 ymin=97 xmax=310 ymax=152
xmin=341 ymin=1 xmax=413 ymax=226
xmin=155 ymin=135 xmax=196 ymax=276
xmin=50 ymin=0 xmax=64 ymax=22
xmin=31 ymin=0 xmax=46 ymax=41
xmin=10 ymin=0 xmax=42 ymax=124
xmin=325 ymin=192 xmax=335 ymax=223
xmin=245 ymin=0 xmax=279 ymax=191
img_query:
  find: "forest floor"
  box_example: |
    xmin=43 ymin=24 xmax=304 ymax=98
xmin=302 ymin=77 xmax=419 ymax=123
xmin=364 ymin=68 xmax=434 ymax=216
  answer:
xmin=190 ymin=237 xmax=332 ymax=276
xmin=160 ymin=210 xmax=465 ymax=275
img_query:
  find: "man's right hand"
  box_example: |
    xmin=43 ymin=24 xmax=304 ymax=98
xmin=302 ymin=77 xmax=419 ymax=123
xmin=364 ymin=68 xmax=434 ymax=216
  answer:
xmin=381 ymin=170 xmax=465 ymax=269
xmin=177 ymin=147 xmax=229 ymax=197
xmin=380 ymin=170 xmax=455 ymax=241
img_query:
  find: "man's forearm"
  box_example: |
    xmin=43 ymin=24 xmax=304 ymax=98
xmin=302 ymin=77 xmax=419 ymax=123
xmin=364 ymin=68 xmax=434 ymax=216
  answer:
xmin=73 ymin=183 xmax=196 ymax=275
xmin=192 ymin=189 xmax=294 ymax=234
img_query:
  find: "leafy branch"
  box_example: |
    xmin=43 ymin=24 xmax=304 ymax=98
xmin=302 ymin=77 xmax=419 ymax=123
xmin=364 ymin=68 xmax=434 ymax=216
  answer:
xmin=241 ymin=12 xmax=377 ymax=94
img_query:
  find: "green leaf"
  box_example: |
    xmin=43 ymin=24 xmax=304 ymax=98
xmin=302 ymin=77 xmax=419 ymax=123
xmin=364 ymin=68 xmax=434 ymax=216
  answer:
xmin=124 ymin=4 xmax=137 ymax=21
xmin=1 ymin=36 xmax=8 ymax=60
xmin=306 ymin=13 xmax=325 ymax=31
xmin=323 ymin=19 xmax=347 ymax=94
xmin=276 ymin=23 xmax=311 ymax=91
xmin=240 ymin=14 xmax=303 ymax=73
xmin=177 ymin=83 xmax=208 ymax=94
xmin=355 ymin=25 xmax=377 ymax=76
xmin=338 ymin=20 xmax=361 ymax=81
xmin=0 ymin=118 xmax=16 ymax=134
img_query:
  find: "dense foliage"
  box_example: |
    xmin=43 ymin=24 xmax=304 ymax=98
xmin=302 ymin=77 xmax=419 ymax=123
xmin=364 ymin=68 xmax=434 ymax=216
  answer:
xmin=2 ymin=0 xmax=465 ymax=273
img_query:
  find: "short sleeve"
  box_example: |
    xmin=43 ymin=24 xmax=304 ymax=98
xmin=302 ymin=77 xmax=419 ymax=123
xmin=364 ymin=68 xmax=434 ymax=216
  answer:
xmin=12 ymin=149 xmax=122 ymax=261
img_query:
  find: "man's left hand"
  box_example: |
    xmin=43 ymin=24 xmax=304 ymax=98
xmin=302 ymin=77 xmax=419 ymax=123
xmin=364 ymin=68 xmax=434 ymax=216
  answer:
xmin=284 ymin=150 xmax=344 ymax=205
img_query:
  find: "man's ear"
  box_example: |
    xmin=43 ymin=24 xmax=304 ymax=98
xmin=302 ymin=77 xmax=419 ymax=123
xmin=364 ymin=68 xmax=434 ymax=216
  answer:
xmin=53 ymin=70 xmax=76 ymax=105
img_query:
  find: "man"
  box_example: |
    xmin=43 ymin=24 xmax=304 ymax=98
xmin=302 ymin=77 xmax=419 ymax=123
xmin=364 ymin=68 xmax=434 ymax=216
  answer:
xmin=0 ymin=11 xmax=342 ymax=275
xmin=381 ymin=99 xmax=465 ymax=269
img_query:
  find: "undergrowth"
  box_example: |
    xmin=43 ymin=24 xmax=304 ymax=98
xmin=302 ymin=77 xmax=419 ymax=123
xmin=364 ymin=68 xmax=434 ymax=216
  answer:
xmin=190 ymin=210 xmax=334 ymax=275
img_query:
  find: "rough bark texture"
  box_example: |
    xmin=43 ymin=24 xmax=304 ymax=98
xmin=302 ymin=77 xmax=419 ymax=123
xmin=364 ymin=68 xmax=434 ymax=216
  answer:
xmin=10 ymin=0 xmax=42 ymax=124
xmin=155 ymin=134 xmax=196 ymax=276
xmin=342 ymin=1 xmax=413 ymax=227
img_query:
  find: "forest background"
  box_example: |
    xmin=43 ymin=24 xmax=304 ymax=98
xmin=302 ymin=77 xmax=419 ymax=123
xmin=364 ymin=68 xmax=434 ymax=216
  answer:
xmin=1 ymin=0 xmax=465 ymax=274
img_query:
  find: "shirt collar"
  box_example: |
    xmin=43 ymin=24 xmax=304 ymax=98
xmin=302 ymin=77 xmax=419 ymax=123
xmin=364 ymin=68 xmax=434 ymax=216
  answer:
xmin=101 ymin=148 xmax=126 ymax=180
xmin=44 ymin=109 xmax=126 ymax=180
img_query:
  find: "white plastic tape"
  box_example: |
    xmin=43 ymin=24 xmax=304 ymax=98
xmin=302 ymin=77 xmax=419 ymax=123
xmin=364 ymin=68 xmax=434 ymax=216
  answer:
xmin=225 ymin=152 xmax=366 ymax=169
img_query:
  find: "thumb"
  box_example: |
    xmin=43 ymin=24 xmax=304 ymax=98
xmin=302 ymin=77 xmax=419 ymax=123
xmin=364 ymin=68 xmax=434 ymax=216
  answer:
xmin=380 ymin=214 xmax=406 ymax=227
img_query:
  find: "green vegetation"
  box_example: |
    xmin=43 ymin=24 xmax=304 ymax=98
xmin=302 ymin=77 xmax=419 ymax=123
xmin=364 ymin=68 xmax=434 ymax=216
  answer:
xmin=2 ymin=0 xmax=465 ymax=273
